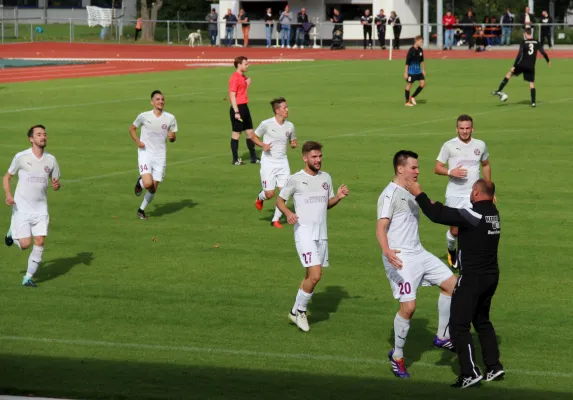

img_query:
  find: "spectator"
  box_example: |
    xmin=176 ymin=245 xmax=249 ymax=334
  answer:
xmin=388 ymin=11 xmax=401 ymax=50
xmin=475 ymin=29 xmax=488 ymax=52
xmin=540 ymin=10 xmax=553 ymax=48
xmin=461 ymin=10 xmax=476 ymax=50
xmin=375 ymin=9 xmax=387 ymax=49
xmin=238 ymin=8 xmax=250 ymax=47
xmin=222 ymin=9 xmax=237 ymax=47
xmin=500 ymin=7 xmax=514 ymax=46
xmin=135 ymin=17 xmax=142 ymax=41
xmin=264 ymin=8 xmax=274 ymax=48
xmin=279 ymin=5 xmax=293 ymax=48
xmin=206 ymin=8 xmax=218 ymax=47
xmin=443 ymin=10 xmax=456 ymax=50
xmin=519 ymin=6 xmax=536 ymax=33
xmin=295 ymin=8 xmax=309 ymax=49
xmin=361 ymin=9 xmax=373 ymax=50
xmin=330 ymin=8 xmax=344 ymax=35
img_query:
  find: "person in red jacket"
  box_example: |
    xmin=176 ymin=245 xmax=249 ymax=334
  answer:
xmin=443 ymin=11 xmax=456 ymax=50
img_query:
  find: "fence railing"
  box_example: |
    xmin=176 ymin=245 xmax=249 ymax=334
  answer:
xmin=1 ymin=18 xmax=573 ymax=48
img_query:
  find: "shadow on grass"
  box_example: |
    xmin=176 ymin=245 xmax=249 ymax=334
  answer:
xmin=310 ymin=285 xmax=360 ymax=324
xmin=150 ymin=199 xmax=198 ymax=217
xmin=0 ymin=352 xmax=569 ymax=400
xmin=32 ymin=252 xmax=95 ymax=283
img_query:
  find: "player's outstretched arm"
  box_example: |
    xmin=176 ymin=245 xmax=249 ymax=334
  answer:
xmin=3 ymin=173 xmax=15 ymax=206
xmin=327 ymin=184 xmax=349 ymax=209
xmin=276 ymin=196 xmax=298 ymax=224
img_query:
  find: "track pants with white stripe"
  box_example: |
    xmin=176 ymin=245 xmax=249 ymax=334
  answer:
xmin=450 ymin=273 xmax=503 ymax=377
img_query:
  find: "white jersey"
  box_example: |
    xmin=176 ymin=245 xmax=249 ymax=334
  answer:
xmin=279 ymin=170 xmax=335 ymax=241
xmin=254 ymin=117 xmax=296 ymax=163
xmin=437 ymin=137 xmax=489 ymax=198
xmin=377 ymin=182 xmax=424 ymax=255
xmin=132 ymin=110 xmax=178 ymax=158
xmin=8 ymin=149 xmax=60 ymax=215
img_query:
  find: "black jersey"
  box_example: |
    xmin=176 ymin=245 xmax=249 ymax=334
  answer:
xmin=514 ymin=39 xmax=550 ymax=69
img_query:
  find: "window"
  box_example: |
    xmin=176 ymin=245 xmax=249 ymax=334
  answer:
xmin=48 ymin=0 xmax=82 ymax=8
xmin=239 ymin=1 xmax=288 ymax=20
xmin=2 ymin=0 xmax=39 ymax=7
xmin=325 ymin=4 xmax=373 ymax=21
xmin=90 ymin=0 xmax=122 ymax=7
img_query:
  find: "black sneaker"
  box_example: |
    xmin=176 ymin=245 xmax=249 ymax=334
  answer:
xmin=22 ymin=277 xmax=37 ymax=287
xmin=250 ymin=158 xmax=261 ymax=164
xmin=447 ymin=248 xmax=458 ymax=269
xmin=137 ymin=208 xmax=148 ymax=220
xmin=232 ymin=158 xmax=244 ymax=166
xmin=451 ymin=375 xmax=482 ymax=389
xmin=485 ymin=369 xmax=505 ymax=382
xmin=134 ymin=176 xmax=143 ymax=196
xmin=5 ymin=229 xmax=13 ymax=247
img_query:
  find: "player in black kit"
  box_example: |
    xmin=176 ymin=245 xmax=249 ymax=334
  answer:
xmin=492 ymin=28 xmax=551 ymax=107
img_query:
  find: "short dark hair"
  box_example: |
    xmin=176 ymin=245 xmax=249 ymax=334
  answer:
xmin=151 ymin=90 xmax=163 ymax=99
xmin=270 ymin=97 xmax=286 ymax=112
xmin=525 ymin=28 xmax=533 ymax=35
xmin=302 ymin=141 xmax=322 ymax=155
xmin=474 ymin=179 xmax=495 ymax=197
xmin=393 ymin=150 xmax=418 ymax=174
xmin=234 ymin=56 xmax=248 ymax=68
xmin=27 ymin=124 xmax=46 ymax=138
xmin=457 ymin=114 xmax=473 ymax=127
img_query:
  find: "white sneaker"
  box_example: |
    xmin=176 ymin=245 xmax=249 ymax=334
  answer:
xmin=288 ymin=312 xmax=297 ymax=324
xmin=301 ymin=45 xmax=304 ymax=49
xmin=287 ymin=45 xmax=291 ymax=49
xmin=281 ymin=45 xmax=285 ymax=48
xmin=295 ymin=310 xmax=310 ymax=332
xmin=293 ymin=45 xmax=298 ymax=49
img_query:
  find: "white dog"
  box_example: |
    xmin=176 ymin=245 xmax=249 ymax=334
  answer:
xmin=187 ymin=30 xmax=202 ymax=47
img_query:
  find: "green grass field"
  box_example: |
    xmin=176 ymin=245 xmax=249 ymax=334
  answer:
xmin=0 ymin=59 xmax=572 ymax=400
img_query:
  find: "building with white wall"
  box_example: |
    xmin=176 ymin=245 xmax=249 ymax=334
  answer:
xmin=215 ymin=0 xmax=420 ymax=43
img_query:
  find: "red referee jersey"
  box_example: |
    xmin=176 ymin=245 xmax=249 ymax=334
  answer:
xmin=229 ymin=71 xmax=248 ymax=105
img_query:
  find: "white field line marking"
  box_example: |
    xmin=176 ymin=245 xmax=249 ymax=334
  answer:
xmin=5 ymin=57 xmax=314 ymax=63
xmin=0 ymin=68 xmax=157 ymax=82
xmin=0 ymin=91 xmax=204 ymax=114
xmin=0 ymin=335 xmax=571 ymax=379
xmin=0 ymin=65 xmax=113 ymax=74
xmin=61 ymin=153 xmax=229 ymax=183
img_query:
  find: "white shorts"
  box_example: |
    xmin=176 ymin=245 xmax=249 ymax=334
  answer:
xmin=295 ymin=239 xmax=329 ymax=268
xmin=445 ymin=196 xmax=472 ymax=209
xmin=260 ymin=161 xmax=290 ymax=191
xmin=383 ymin=250 xmax=453 ymax=302
xmin=10 ymin=211 xmax=49 ymax=239
xmin=138 ymin=150 xmax=166 ymax=182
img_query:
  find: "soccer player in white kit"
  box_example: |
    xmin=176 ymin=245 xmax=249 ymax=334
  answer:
xmin=130 ymin=90 xmax=178 ymax=220
xmin=3 ymin=125 xmax=61 ymax=287
xmin=276 ymin=141 xmax=349 ymax=332
xmin=250 ymin=97 xmax=298 ymax=228
xmin=434 ymin=115 xmax=491 ymax=268
xmin=376 ymin=150 xmax=457 ymax=378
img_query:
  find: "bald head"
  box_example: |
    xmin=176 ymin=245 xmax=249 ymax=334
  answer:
xmin=471 ymin=179 xmax=495 ymax=202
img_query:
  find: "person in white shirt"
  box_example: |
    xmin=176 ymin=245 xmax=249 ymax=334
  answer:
xmin=130 ymin=90 xmax=178 ymax=220
xmin=276 ymin=141 xmax=349 ymax=332
xmin=434 ymin=115 xmax=491 ymax=268
xmin=3 ymin=124 xmax=61 ymax=287
xmin=250 ymin=97 xmax=298 ymax=228
xmin=376 ymin=150 xmax=456 ymax=378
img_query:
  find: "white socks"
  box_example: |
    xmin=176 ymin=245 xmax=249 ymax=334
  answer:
xmin=139 ymin=178 xmax=144 ymax=188
xmin=26 ymin=245 xmax=44 ymax=279
xmin=140 ymin=191 xmax=155 ymax=210
xmin=272 ymin=206 xmax=283 ymax=222
xmin=258 ymin=191 xmax=267 ymax=201
xmin=446 ymin=230 xmax=457 ymax=251
xmin=14 ymin=238 xmax=22 ymax=249
xmin=393 ymin=313 xmax=411 ymax=359
xmin=292 ymin=288 xmax=313 ymax=314
xmin=437 ymin=293 xmax=452 ymax=339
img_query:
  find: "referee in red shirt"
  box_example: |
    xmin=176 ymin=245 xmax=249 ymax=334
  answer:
xmin=229 ymin=56 xmax=259 ymax=165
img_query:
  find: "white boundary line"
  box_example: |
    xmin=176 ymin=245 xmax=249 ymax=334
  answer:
xmin=4 ymin=57 xmax=314 ymax=63
xmin=0 ymin=335 xmax=571 ymax=379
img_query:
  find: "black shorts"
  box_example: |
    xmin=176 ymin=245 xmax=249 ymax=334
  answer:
xmin=513 ymin=66 xmax=535 ymax=82
xmin=407 ymin=73 xmax=425 ymax=83
xmin=230 ymin=104 xmax=253 ymax=132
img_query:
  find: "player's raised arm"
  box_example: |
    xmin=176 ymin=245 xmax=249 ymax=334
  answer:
xmin=327 ymin=184 xmax=349 ymax=209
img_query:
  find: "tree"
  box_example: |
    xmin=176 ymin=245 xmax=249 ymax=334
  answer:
xmin=139 ymin=0 xmax=165 ymax=41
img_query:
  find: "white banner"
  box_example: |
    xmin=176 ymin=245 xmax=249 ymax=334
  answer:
xmin=86 ymin=6 xmax=113 ymax=28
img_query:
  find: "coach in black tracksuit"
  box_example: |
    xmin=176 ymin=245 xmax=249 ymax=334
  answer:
xmin=407 ymin=178 xmax=504 ymax=389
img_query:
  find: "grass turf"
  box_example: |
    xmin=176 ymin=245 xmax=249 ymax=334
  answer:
xmin=0 ymin=59 xmax=572 ymax=399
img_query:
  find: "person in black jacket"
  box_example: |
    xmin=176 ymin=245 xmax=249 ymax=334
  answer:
xmin=361 ymin=9 xmax=373 ymax=49
xmin=461 ymin=10 xmax=476 ymax=49
xmin=406 ymin=178 xmax=504 ymax=389
xmin=519 ymin=6 xmax=536 ymax=30
xmin=540 ymin=10 xmax=553 ymax=48
xmin=388 ymin=11 xmax=401 ymax=49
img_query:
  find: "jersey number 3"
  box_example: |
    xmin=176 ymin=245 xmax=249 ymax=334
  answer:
xmin=528 ymin=43 xmax=534 ymax=55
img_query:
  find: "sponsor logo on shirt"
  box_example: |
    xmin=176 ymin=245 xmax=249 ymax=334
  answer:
xmin=305 ymin=195 xmax=328 ymax=204
xmin=26 ymin=176 xmax=48 ymax=184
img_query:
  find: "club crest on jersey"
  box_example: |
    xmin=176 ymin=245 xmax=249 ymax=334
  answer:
xmin=162 ymin=124 xmax=168 ymax=130
xmin=474 ymin=149 xmax=481 ymax=155
xmin=285 ymin=130 xmax=291 ymax=137
xmin=44 ymin=166 xmax=50 ymax=173
xmin=322 ymin=182 xmax=329 ymax=191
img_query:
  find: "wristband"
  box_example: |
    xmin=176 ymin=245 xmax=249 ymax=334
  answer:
xmin=447 ymin=169 xmax=451 ymax=176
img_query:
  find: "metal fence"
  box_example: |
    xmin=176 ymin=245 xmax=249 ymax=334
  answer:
xmin=1 ymin=17 xmax=573 ymax=48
